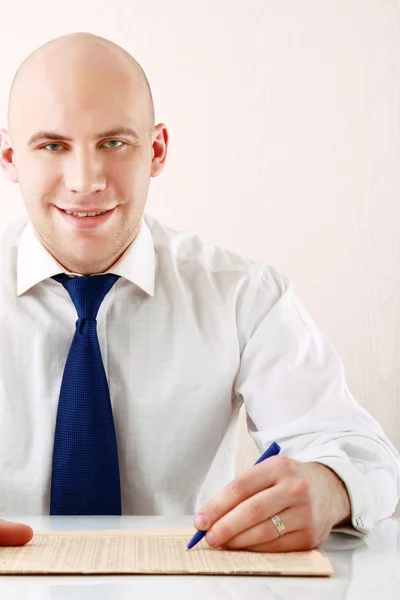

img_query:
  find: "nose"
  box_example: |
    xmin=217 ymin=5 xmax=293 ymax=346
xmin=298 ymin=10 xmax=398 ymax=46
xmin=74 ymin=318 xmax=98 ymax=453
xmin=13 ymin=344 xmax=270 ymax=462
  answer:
xmin=64 ymin=148 xmax=107 ymax=194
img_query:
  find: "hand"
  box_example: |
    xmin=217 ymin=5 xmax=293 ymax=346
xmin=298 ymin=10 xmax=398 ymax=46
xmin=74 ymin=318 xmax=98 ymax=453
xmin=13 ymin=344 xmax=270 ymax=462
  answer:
xmin=0 ymin=520 xmax=33 ymax=546
xmin=194 ymin=457 xmax=351 ymax=552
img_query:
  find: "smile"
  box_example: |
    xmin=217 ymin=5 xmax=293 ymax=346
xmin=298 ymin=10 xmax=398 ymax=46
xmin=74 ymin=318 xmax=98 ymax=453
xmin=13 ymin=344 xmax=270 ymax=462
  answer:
xmin=56 ymin=206 xmax=115 ymax=229
xmin=63 ymin=210 xmax=107 ymax=217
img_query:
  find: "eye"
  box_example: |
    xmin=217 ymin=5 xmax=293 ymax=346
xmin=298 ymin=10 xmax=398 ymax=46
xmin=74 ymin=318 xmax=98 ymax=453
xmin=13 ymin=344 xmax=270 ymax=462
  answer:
xmin=102 ymin=140 xmax=125 ymax=149
xmin=43 ymin=143 xmax=65 ymax=152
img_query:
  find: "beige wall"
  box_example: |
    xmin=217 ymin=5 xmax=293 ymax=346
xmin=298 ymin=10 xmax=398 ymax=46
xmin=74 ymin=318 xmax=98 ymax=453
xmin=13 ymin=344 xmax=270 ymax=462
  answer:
xmin=0 ymin=0 xmax=399 ymax=514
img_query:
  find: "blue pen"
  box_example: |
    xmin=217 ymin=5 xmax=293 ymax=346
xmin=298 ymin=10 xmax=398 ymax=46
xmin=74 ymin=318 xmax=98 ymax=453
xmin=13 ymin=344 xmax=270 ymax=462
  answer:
xmin=186 ymin=441 xmax=281 ymax=551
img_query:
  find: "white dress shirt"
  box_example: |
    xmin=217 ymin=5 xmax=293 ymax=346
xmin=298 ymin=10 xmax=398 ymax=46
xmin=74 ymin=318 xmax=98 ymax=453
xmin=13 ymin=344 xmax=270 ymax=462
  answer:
xmin=0 ymin=213 xmax=399 ymax=534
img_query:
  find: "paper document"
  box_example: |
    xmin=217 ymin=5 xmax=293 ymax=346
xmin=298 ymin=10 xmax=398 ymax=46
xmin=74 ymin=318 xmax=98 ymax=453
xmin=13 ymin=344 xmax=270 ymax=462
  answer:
xmin=0 ymin=527 xmax=333 ymax=576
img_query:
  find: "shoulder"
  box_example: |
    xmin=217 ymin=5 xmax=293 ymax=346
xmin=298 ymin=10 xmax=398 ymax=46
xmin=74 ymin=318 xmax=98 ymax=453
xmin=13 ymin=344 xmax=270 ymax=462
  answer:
xmin=144 ymin=213 xmax=291 ymax=316
xmin=144 ymin=213 xmax=286 ymax=281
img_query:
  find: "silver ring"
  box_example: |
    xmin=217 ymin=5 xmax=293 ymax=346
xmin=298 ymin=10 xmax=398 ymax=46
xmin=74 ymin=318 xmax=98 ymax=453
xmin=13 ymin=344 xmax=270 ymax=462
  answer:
xmin=271 ymin=514 xmax=286 ymax=536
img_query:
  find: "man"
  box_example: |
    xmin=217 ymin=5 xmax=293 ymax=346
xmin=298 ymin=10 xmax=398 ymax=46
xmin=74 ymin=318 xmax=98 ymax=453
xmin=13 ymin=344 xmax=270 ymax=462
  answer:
xmin=0 ymin=32 xmax=399 ymax=552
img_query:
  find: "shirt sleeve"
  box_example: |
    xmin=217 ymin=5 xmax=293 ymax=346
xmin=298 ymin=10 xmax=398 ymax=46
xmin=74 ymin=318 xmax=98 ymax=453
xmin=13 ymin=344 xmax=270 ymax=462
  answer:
xmin=234 ymin=265 xmax=400 ymax=534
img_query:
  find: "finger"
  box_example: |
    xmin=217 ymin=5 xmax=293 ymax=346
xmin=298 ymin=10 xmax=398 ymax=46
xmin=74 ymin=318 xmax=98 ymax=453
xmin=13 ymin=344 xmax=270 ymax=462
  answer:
xmin=195 ymin=456 xmax=284 ymax=530
xmin=0 ymin=520 xmax=34 ymax=546
xmin=205 ymin=484 xmax=290 ymax=548
xmin=243 ymin=528 xmax=320 ymax=553
xmin=222 ymin=506 xmax=308 ymax=550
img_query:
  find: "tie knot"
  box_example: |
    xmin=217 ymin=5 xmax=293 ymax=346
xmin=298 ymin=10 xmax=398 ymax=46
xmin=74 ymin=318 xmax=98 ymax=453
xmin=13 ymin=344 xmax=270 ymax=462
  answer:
xmin=52 ymin=273 xmax=120 ymax=320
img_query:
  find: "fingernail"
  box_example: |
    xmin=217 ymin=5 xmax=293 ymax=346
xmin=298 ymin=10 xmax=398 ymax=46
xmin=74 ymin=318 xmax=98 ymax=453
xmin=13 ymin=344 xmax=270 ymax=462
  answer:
xmin=194 ymin=513 xmax=208 ymax=530
xmin=206 ymin=531 xmax=217 ymax=547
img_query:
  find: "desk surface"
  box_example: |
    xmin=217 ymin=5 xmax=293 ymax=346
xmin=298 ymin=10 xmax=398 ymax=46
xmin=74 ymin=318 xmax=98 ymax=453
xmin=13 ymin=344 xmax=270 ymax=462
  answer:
xmin=0 ymin=516 xmax=399 ymax=600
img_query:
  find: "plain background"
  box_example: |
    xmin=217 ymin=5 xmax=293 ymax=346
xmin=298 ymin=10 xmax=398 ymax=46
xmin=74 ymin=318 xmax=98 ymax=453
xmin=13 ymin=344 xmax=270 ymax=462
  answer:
xmin=0 ymin=0 xmax=399 ymax=515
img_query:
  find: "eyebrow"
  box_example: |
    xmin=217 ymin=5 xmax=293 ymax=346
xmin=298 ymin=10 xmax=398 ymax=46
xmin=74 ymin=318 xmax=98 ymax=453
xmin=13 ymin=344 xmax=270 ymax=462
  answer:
xmin=27 ymin=127 xmax=140 ymax=146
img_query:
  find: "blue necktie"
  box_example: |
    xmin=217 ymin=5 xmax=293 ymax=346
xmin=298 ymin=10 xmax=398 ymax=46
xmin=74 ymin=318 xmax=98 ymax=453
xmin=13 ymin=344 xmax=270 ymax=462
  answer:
xmin=50 ymin=273 xmax=122 ymax=516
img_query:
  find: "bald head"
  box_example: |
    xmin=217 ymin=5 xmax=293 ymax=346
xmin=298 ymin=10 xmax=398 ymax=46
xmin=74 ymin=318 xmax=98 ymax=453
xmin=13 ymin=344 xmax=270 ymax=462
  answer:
xmin=0 ymin=31 xmax=168 ymax=275
xmin=8 ymin=32 xmax=155 ymax=135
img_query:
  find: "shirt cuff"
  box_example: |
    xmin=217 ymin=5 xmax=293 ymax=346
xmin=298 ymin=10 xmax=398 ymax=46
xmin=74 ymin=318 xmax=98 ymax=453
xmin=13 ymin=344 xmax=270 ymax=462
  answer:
xmin=311 ymin=457 xmax=374 ymax=535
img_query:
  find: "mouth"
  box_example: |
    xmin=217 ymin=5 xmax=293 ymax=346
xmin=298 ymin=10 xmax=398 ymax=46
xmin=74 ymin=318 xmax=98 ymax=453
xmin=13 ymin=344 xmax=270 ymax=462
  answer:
xmin=63 ymin=209 xmax=108 ymax=217
xmin=55 ymin=206 xmax=115 ymax=229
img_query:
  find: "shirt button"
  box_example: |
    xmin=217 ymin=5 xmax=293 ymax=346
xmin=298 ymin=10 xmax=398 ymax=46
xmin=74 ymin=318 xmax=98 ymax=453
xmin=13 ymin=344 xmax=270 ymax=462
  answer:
xmin=355 ymin=515 xmax=364 ymax=527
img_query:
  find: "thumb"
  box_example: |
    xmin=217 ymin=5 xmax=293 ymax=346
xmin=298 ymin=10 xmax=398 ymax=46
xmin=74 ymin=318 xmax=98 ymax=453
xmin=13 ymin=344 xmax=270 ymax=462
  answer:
xmin=0 ymin=519 xmax=34 ymax=546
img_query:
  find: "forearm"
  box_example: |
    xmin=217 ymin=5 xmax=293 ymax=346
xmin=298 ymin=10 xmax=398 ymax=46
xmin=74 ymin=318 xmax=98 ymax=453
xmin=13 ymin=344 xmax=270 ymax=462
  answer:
xmin=250 ymin=422 xmax=400 ymax=531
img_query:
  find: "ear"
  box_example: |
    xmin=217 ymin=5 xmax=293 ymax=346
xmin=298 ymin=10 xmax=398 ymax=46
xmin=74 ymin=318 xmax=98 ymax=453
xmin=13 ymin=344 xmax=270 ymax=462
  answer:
xmin=150 ymin=123 xmax=169 ymax=177
xmin=0 ymin=129 xmax=18 ymax=183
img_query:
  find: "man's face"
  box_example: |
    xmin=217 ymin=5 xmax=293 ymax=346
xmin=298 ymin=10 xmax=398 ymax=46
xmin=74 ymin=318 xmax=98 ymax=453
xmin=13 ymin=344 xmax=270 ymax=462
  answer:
xmin=1 ymin=44 xmax=167 ymax=274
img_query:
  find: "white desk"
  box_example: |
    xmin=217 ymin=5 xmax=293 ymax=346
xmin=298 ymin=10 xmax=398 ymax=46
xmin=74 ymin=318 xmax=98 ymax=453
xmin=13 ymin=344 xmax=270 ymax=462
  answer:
xmin=0 ymin=516 xmax=399 ymax=599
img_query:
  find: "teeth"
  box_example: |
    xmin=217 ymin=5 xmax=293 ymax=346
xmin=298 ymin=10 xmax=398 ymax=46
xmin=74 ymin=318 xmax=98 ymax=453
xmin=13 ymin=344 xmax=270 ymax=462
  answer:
xmin=64 ymin=210 xmax=105 ymax=217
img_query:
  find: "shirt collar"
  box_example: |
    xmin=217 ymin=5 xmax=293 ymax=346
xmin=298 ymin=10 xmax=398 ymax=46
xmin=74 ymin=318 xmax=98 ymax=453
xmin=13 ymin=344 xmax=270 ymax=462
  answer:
xmin=17 ymin=217 xmax=155 ymax=297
